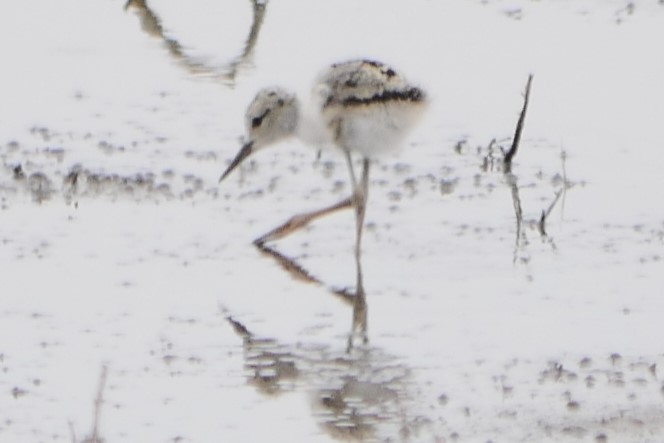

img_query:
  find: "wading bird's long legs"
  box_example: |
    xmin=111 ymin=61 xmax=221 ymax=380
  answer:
xmin=221 ymin=59 xmax=424 ymax=351
xmin=254 ymin=155 xmax=371 ymax=255
xmin=351 ymin=156 xmax=370 ymax=264
xmin=344 ymin=154 xmax=370 ymax=351
xmin=342 ymin=152 xmax=370 ymax=303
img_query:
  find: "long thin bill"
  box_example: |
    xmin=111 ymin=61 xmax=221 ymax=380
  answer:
xmin=219 ymin=140 xmax=254 ymax=183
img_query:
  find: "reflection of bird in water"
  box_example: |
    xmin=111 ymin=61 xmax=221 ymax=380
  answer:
xmin=124 ymin=0 xmax=266 ymax=84
xmin=219 ymin=59 xmax=427 ymax=260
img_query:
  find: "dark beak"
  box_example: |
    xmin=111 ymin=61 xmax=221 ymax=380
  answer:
xmin=219 ymin=140 xmax=254 ymax=183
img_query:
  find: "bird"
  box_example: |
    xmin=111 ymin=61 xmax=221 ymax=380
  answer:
xmin=219 ymin=59 xmax=427 ymax=263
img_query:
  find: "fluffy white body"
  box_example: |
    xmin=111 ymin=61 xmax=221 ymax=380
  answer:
xmin=313 ymin=59 xmax=427 ymax=156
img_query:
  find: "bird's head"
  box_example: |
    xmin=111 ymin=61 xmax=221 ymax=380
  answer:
xmin=219 ymin=87 xmax=299 ymax=183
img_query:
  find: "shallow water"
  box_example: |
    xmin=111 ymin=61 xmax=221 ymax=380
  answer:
xmin=1 ymin=0 xmax=664 ymax=442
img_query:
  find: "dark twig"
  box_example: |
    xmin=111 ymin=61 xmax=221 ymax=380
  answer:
xmin=504 ymin=74 xmax=533 ymax=172
xmin=538 ymin=189 xmax=564 ymax=237
xmin=538 ymin=210 xmax=547 ymax=237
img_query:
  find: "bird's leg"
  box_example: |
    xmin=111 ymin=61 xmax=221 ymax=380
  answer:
xmin=344 ymin=150 xmax=369 ymax=256
xmin=347 ymin=153 xmax=370 ymax=290
xmin=352 ymin=158 xmax=370 ymax=262
xmin=345 ymin=155 xmax=370 ymax=351
xmin=342 ymin=151 xmax=370 ymax=278
xmin=254 ymin=196 xmax=353 ymax=245
xmin=253 ymin=153 xmax=368 ymax=253
xmin=343 ymin=149 xmax=360 ymax=192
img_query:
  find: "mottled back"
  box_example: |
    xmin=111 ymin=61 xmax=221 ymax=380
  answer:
xmin=313 ymin=59 xmax=427 ymax=157
xmin=317 ymin=59 xmax=425 ymax=109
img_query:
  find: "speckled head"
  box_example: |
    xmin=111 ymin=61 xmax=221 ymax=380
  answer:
xmin=219 ymin=87 xmax=299 ymax=183
xmin=245 ymin=87 xmax=299 ymax=149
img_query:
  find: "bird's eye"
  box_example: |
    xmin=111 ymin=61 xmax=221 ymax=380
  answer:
xmin=251 ymin=108 xmax=271 ymax=128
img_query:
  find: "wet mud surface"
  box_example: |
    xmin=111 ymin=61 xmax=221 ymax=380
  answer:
xmin=2 ymin=0 xmax=664 ymax=442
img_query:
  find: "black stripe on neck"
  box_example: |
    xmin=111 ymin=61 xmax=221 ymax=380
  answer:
xmin=331 ymin=87 xmax=425 ymax=108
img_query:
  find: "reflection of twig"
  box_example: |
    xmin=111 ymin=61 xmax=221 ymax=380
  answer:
xmin=504 ymin=74 xmax=533 ymax=172
xmin=82 ymin=365 xmax=108 ymax=443
xmin=68 ymin=421 xmax=77 ymax=443
xmin=124 ymin=0 xmax=266 ymax=85
xmin=559 ymin=149 xmax=569 ymax=219
xmin=507 ymin=173 xmax=525 ymax=264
